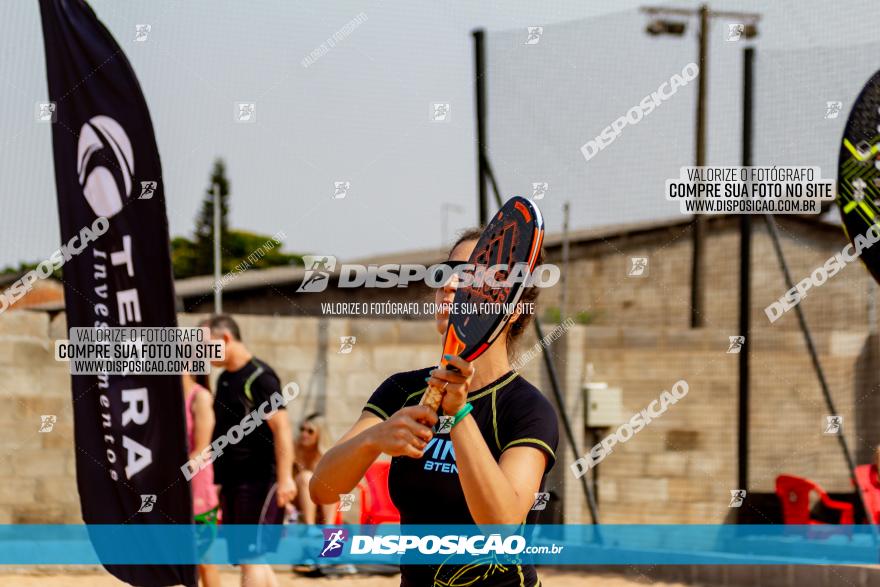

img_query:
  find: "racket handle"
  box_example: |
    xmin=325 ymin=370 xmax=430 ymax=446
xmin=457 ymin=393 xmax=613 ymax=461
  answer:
xmin=422 ymin=324 xmax=465 ymax=412
xmin=420 ymin=380 xmax=444 ymax=412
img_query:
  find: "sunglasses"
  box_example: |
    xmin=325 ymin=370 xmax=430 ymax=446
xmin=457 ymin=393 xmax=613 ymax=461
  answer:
xmin=432 ymin=260 xmax=470 ymax=284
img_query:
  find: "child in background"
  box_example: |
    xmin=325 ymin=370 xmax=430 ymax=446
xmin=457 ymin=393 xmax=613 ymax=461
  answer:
xmin=183 ymin=371 xmax=220 ymax=587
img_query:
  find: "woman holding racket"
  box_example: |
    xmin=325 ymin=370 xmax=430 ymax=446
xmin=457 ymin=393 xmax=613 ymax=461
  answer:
xmin=312 ymin=226 xmax=559 ymax=587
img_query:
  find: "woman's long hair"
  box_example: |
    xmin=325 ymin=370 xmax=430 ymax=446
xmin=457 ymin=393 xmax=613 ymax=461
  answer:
xmin=296 ymin=412 xmax=333 ymax=456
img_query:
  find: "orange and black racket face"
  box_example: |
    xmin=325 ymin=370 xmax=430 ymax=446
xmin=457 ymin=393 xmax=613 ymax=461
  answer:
xmin=837 ymin=69 xmax=880 ymax=284
xmin=444 ymin=196 xmax=544 ymax=362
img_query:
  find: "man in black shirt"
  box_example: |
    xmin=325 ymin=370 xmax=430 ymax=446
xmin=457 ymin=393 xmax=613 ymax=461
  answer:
xmin=203 ymin=315 xmax=295 ymax=586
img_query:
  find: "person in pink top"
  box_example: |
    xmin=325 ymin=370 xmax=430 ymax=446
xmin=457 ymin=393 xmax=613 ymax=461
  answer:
xmin=183 ymin=371 xmax=221 ymax=587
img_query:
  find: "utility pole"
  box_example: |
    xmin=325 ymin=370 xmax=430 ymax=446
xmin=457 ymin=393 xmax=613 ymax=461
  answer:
xmin=692 ymin=4 xmax=709 ymax=328
xmin=213 ymin=183 xmax=222 ymax=314
xmin=561 ymin=201 xmax=571 ymax=321
xmin=642 ymin=4 xmax=760 ymax=327
xmin=473 ymin=29 xmax=488 ymax=226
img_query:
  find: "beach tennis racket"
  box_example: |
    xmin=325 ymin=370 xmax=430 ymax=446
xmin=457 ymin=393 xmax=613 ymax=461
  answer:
xmin=836 ymin=69 xmax=880 ymax=284
xmin=421 ymin=196 xmax=544 ymax=412
xmin=254 ymin=482 xmax=286 ymax=554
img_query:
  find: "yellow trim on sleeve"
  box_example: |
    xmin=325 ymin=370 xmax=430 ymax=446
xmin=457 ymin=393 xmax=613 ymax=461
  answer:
xmin=468 ymin=371 xmax=520 ymax=402
xmin=403 ymin=387 xmax=427 ymax=407
xmin=364 ymin=403 xmax=389 ymax=420
xmin=502 ymin=438 xmax=556 ymax=460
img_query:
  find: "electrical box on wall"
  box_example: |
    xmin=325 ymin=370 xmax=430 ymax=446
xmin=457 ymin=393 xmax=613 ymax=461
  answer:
xmin=584 ymin=382 xmax=622 ymax=428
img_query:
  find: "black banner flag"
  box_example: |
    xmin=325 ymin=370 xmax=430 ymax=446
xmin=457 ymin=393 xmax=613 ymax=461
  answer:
xmin=39 ymin=1 xmax=195 ymax=585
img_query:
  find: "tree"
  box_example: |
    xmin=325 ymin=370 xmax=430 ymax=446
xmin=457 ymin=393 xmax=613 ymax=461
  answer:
xmin=192 ymin=159 xmax=231 ymax=277
xmin=0 ymin=158 xmax=301 ymax=280
xmin=169 ymin=158 xmax=301 ymax=279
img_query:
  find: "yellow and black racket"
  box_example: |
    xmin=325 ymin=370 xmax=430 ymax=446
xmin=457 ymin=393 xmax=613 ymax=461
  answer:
xmin=421 ymin=196 xmax=544 ymax=412
xmin=837 ymin=69 xmax=880 ymax=283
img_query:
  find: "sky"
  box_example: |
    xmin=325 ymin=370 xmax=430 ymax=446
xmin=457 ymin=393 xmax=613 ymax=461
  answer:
xmin=1 ymin=0 xmax=878 ymax=270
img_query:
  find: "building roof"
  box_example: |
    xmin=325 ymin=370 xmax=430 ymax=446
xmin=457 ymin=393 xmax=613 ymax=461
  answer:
xmin=16 ymin=214 xmax=845 ymax=309
xmin=177 ymin=214 xmax=842 ymax=296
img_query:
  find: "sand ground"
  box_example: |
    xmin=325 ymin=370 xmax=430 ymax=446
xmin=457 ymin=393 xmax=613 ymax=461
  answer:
xmin=0 ymin=568 xmax=688 ymax=586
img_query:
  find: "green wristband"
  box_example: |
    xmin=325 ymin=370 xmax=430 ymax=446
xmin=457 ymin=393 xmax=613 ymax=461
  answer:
xmin=451 ymin=403 xmax=473 ymax=428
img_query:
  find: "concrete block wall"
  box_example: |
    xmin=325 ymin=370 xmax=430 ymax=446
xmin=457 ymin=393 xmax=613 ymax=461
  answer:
xmin=0 ymin=311 xmax=77 ymax=523
xmin=543 ymin=221 xmax=871 ymax=334
xmin=0 ymin=310 xmax=869 ymax=526
xmin=0 ymin=311 xmax=447 ymax=524
xmin=562 ymin=325 xmax=869 ymax=524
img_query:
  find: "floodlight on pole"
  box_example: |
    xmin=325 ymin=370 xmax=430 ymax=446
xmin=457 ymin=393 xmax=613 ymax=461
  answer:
xmin=645 ymin=19 xmax=686 ymax=36
xmin=640 ymin=3 xmax=760 ymax=327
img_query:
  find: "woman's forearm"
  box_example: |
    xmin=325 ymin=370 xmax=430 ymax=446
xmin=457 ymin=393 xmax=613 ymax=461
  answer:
xmin=310 ymin=427 xmax=382 ymax=504
xmin=451 ymin=415 xmax=523 ymax=524
xmin=311 ymin=407 xmax=436 ymax=505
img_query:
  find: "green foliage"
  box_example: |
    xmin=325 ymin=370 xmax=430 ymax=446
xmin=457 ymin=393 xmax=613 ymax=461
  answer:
xmin=0 ymin=260 xmax=63 ymax=281
xmin=2 ymin=158 xmax=303 ymax=281
xmin=170 ymin=158 xmax=302 ymax=278
xmin=542 ymin=306 xmax=600 ymax=325
xmin=171 ymin=230 xmax=301 ymax=279
xmin=543 ymin=306 xmax=562 ymax=323
xmin=224 ymin=231 xmax=301 ymax=269
xmin=170 ymin=236 xmax=200 ymax=279
xmin=575 ymin=310 xmax=599 ymax=325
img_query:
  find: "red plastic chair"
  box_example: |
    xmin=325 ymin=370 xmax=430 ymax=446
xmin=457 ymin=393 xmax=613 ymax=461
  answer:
xmin=854 ymin=465 xmax=880 ymax=523
xmin=359 ymin=461 xmax=400 ymax=525
xmin=775 ymin=474 xmax=854 ymax=524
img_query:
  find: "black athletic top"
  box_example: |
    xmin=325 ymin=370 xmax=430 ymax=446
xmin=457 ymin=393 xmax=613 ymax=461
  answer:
xmin=364 ymin=367 xmax=559 ymax=587
xmin=212 ymin=358 xmax=284 ymax=485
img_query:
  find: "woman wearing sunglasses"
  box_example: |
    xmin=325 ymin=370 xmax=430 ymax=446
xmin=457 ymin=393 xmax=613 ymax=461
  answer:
xmin=293 ymin=412 xmax=338 ymax=524
xmin=311 ymin=228 xmax=559 ymax=587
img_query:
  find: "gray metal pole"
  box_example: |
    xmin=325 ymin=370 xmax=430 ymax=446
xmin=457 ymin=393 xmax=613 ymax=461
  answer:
xmin=690 ymin=3 xmax=709 ymax=327
xmin=534 ymin=319 xmax=602 ymax=530
xmin=213 ymin=183 xmax=222 ymax=314
xmin=640 ymin=5 xmax=761 ymax=327
xmin=561 ymin=201 xmax=571 ymax=321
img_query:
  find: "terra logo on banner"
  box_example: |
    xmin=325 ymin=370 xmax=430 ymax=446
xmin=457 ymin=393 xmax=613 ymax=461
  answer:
xmin=77 ymin=116 xmax=135 ymax=218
